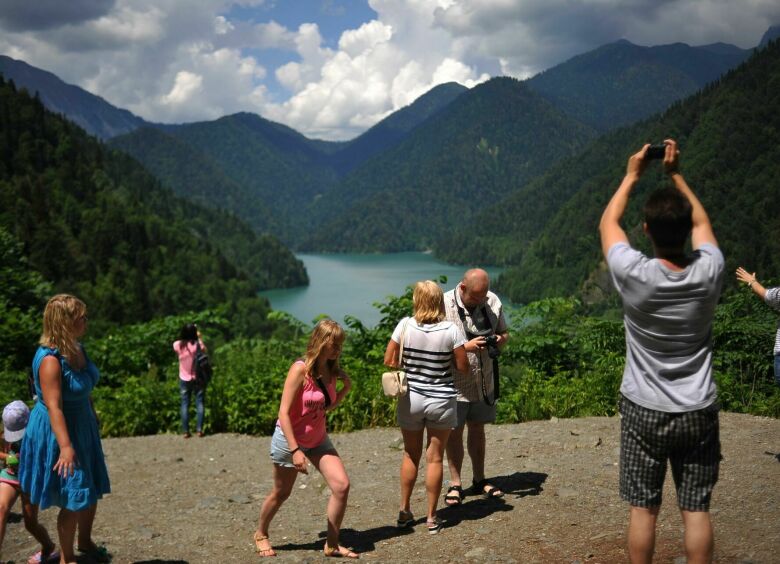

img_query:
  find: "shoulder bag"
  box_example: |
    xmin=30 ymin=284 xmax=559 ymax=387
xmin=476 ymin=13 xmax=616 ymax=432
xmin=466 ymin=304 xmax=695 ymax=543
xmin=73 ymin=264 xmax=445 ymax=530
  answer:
xmin=382 ymin=318 xmax=409 ymax=397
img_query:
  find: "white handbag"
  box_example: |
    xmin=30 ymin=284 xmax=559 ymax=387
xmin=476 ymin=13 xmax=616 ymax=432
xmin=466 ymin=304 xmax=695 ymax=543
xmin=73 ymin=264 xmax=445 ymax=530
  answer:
xmin=381 ymin=319 xmax=409 ymax=397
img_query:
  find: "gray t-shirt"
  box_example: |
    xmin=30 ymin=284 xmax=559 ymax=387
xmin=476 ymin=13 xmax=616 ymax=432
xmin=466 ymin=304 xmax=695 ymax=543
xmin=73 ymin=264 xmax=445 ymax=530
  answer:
xmin=607 ymin=242 xmax=725 ymax=412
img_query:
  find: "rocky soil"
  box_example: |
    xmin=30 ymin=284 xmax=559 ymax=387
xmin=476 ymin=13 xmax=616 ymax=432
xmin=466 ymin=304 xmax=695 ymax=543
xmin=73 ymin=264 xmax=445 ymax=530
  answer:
xmin=3 ymin=413 xmax=778 ymax=563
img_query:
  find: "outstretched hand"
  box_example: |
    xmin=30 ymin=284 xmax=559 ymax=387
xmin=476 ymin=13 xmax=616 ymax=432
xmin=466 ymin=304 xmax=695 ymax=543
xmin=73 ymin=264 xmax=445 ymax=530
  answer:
xmin=736 ymin=266 xmax=757 ymax=285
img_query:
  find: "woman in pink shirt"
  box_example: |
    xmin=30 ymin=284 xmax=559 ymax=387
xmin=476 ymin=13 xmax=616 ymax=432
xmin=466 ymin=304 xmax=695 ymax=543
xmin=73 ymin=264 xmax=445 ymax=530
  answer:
xmin=172 ymin=324 xmax=207 ymax=438
xmin=253 ymin=319 xmax=357 ymax=558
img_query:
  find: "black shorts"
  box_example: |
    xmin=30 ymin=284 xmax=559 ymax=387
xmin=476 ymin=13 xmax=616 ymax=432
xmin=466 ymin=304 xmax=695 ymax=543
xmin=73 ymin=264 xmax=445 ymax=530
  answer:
xmin=619 ymin=395 xmax=720 ymax=511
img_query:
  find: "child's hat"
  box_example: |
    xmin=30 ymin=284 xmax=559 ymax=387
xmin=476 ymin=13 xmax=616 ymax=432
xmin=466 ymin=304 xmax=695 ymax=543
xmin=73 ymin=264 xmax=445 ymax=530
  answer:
xmin=2 ymin=400 xmax=30 ymax=442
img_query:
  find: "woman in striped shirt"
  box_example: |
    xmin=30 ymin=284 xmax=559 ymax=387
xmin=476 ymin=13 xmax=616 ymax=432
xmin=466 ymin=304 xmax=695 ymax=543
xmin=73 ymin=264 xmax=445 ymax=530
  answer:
xmin=384 ymin=281 xmax=468 ymax=534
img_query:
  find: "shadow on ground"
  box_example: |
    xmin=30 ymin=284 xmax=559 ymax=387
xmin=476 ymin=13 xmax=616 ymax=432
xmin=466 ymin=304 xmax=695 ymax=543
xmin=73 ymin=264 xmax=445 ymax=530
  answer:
xmin=267 ymin=471 xmax=548 ymax=554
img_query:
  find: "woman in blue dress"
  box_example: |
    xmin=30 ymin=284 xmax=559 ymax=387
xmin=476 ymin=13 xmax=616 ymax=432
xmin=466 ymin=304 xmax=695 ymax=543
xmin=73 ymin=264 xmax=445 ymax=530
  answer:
xmin=19 ymin=294 xmax=111 ymax=564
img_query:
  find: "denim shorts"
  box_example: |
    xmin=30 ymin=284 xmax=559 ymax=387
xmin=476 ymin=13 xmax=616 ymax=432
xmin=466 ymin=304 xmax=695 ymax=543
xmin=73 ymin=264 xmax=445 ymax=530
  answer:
xmin=619 ymin=395 xmax=720 ymax=511
xmin=396 ymin=390 xmax=456 ymax=431
xmin=269 ymin=426 xmax=336 ymax=468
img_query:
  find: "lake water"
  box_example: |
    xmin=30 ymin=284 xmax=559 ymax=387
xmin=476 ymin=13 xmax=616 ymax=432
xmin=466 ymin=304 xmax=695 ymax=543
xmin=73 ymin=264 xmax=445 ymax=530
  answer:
xmin=260 ymin=253 xmax=504 ymax=327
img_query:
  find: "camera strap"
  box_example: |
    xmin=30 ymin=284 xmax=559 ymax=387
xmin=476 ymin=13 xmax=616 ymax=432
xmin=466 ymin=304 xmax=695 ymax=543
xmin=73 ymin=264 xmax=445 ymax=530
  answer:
xmin=454 ymin=296 xmax=499 ymax=406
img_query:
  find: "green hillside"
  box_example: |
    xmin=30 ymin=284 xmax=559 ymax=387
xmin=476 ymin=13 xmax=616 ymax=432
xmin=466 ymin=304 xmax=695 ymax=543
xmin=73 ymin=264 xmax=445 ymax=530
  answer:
xmin=150 ymin=113 xmax=342 ymax=243
xmin=493 ymin=41 xmax=780 ymax=303
xmin=0 ymin=54 xmax=149 ymax=139
xmin=329 ymin=82 xmax=468 ymax=174
xmin=301 ymin=77 xmax=598 ymax=252
xmin=109 ymin=126 xmax=281 ymax=234
xmin=0 ymin=76 xmax=307 ymax=328
xmin=526 ymin=39 xmax=750 ymax=131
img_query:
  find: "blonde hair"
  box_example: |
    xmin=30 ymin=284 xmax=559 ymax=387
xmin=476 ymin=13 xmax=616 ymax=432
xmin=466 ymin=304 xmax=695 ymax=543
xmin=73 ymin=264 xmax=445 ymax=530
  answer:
xmin=39 ymin=294 xmax=87 ymax=369
xmin=304 ymin=319 xmax=345 ymax=378
xmin=413 ymin=280 xmax=445 ymax=324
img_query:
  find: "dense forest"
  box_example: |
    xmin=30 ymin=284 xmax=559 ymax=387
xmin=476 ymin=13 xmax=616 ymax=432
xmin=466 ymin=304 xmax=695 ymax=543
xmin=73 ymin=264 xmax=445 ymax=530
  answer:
xmin=525 ymin=39 xmax=751 ymax=131
xmin=0 ymin=77 xmax=307 ymax=330
xmin=301 ymin=77 xmax=597 ymax=252
xmin=487 ymin=40 xmax=780 ymax=303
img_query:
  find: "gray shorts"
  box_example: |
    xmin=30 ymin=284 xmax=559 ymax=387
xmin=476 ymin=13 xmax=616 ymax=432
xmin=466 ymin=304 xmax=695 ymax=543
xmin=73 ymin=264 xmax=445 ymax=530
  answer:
xmin=396 ymin=390 xmax=457 ymax=431
xmin=269 ymin=426 xmax=336 ymax=468
xmin=455 ymin=399 xmax=497 ymax=428
xmin=619 ymin=395 xmax=720 ymax=511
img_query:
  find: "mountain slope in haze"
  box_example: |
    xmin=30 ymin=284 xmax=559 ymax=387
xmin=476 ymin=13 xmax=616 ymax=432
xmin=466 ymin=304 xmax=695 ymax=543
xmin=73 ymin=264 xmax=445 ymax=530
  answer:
xmin=300 ymin=77 xmax=598 ymax=253
xmin=495 ymin=41 xmax=780 ymax=304
xmin=0 ymin=54 xmax=149 ymax=139
xmin=0 ymin=76 xmax=306 ymax=327
xmin=526 ymin=39 xmax=751 ymax=131
xmin=111 ymin=86 xmax=469 ymax=243
xmin=109 ymin=126 xmax=280 ymax=234
xmin=115 ymin=112 xmax=342 ymax=243
xmin=329 ymin=82 xmax=468 ymax=174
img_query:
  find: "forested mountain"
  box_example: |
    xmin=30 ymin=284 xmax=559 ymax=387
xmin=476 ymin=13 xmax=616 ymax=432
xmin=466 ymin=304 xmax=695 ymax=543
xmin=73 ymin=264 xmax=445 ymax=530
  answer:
xmin=0 ymin=55 xmax=149 ymax=139
xmin=0 ymin=76 xmax=307 ymax=327
xmin=491 ymin=40 xmax=780 ymax=304
xmin=300 ymin=77 xmax=598 ymax=252
xmin=329 ymin=82 xmax=468 ymax=174
xmin=526 ymin=39 xmax=751 ymax=131
xmin=111 ymin=84 xmax=468 ymax=242
xmin=112 ymin=113 xmax=342 ymax=243
xmin=108 ymin=126 xmax=281 ymax=234
xmin=760 ymin=25 xmax=780 ymax=46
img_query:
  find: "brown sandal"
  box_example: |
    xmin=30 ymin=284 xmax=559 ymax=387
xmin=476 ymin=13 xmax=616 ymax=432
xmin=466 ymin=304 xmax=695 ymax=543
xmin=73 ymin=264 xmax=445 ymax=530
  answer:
xmin=323 ymin=543 xmax=359 ymax=558
xmin=254 ymin=532 xmax=276 ymax=557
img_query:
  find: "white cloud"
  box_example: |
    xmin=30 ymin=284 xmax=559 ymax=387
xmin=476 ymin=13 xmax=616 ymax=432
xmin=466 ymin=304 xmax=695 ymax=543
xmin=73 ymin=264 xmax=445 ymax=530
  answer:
xmin=0 ymin=0 xmax=778 ymax=139
xmin=162 ymin=71 xmax=203 ymax=105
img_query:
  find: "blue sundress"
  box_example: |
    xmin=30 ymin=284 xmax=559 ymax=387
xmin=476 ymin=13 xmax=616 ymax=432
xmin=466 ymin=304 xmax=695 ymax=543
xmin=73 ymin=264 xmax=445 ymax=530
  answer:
xmin=19 ymin=346 xmax=111 ymax=511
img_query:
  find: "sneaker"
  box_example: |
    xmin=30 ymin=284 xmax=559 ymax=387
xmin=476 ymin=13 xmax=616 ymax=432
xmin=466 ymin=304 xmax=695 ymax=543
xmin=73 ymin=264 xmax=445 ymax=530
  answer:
xmin=426 ymin=516 xmax=444 ymax=535
xmin=396 ymin=510 xmax=414 ymax=528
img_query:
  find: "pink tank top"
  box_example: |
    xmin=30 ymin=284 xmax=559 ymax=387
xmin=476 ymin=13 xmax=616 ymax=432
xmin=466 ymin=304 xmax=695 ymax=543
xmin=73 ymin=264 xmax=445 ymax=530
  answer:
xmin=278 ymin=360 xmax=335 ymax=448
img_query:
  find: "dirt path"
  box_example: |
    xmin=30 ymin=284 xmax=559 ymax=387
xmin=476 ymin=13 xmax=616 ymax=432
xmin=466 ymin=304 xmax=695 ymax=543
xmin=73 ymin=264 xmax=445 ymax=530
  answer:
xmin=3 ymin=413 xmax=779 ymax=563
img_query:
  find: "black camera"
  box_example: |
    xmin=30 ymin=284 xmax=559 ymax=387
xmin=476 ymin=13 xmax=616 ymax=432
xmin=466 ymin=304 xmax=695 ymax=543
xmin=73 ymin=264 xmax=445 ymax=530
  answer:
xmin=646 ymin=144 xmax=666 ymax=160
xmin=484 ymin=335 xmax=501 ymax=359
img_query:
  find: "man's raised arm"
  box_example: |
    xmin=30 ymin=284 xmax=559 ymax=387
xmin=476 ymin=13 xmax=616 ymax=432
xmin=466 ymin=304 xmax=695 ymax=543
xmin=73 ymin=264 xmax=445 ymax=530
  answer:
xmin=599 ymin=144 xmax=649 ymax=258
xmin=663 ymin=139 xmax=718 ymax=250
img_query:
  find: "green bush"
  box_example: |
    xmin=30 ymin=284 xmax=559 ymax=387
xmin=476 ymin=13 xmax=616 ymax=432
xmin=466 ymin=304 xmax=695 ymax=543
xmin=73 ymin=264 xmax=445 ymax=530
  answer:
xmin=88 ymin=286 xmax=778 ymax=437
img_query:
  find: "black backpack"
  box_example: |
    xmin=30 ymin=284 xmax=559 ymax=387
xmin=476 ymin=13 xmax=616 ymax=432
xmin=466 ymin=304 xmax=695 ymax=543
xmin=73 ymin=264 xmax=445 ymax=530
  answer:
xmin=193 ymin=342 xmax=213 ymax=386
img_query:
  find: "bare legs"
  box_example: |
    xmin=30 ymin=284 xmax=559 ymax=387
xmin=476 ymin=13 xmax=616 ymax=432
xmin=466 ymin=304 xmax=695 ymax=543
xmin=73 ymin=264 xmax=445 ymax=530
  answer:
xmin=446 ymin=421 xmax=501 ymax=495
xmin=310 ymin=452 xmax=351 ymax=552
xmin=628 ymin=506 xmax=713 ymax=564
xmin=681 ymin=510 xmax=714 ymax=564
xmin=256 ymin=451 xmax=355 ymax=557
xmin=20 ymin=495 xmax=57 ymax=560
xmin=57 ymin=508 xmax=79 ymax=563
xmin=400 ymin=427 xmax=451 ymax=521
xmin=447 ymin=422 xmax=488 ymax=486
xmin=0 ymin=482 xmax=18 ymax=560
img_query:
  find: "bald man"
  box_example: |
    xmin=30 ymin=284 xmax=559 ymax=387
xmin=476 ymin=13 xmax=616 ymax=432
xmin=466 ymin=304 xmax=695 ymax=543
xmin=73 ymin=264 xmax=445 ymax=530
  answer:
xmin=442 ymin=269 xmax=509 ymax=504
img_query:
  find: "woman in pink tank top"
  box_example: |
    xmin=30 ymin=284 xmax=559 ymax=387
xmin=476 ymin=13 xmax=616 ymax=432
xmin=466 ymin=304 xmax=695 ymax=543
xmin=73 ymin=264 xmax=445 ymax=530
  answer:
xmin=253 ymin=320 xmax=358 ymax=558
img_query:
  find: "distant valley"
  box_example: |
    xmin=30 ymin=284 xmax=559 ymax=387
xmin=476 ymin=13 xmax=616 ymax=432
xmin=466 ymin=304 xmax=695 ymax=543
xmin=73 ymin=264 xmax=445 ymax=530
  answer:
xmin=2 ymin=29 xmax=778 ymax=308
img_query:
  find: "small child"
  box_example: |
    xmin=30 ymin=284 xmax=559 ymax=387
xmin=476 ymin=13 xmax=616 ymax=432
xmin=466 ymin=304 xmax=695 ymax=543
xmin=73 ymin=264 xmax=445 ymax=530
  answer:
xmin=1 ymin=400 xmax=58 ymax=564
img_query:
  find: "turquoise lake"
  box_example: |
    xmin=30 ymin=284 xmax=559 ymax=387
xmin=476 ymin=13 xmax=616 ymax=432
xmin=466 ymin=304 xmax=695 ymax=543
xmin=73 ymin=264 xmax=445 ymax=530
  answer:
xmin=259 ymin=253 xmax=504 ymax=327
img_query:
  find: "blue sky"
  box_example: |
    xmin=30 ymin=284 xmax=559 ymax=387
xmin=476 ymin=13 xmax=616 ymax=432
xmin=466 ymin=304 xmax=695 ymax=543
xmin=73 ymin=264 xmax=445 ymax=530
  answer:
xmin=225 ymin=1 xmax=379 ymax=103
xmin=0 ymin=0 xmax=778 ymax=140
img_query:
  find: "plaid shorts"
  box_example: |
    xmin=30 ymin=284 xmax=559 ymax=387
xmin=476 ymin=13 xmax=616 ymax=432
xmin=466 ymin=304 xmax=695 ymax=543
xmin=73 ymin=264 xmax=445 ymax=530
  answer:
xmin=619 ymin=395 xmax=720 ymax=511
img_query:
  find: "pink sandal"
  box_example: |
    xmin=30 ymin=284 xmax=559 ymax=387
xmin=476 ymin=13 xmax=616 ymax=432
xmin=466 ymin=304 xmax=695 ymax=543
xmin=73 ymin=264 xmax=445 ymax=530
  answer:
xmin=27 ymin=549 xmax=60 ymax=564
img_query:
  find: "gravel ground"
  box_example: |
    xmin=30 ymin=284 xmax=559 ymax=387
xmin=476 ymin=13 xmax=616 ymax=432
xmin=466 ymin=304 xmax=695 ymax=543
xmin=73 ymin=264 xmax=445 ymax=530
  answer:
xmin=3 ymin=412 xmax=778 ymax=563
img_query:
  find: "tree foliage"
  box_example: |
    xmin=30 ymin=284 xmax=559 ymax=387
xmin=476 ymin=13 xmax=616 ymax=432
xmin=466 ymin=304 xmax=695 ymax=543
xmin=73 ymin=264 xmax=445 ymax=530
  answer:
xmin=0 ymin=76 xmax=307 ymax=332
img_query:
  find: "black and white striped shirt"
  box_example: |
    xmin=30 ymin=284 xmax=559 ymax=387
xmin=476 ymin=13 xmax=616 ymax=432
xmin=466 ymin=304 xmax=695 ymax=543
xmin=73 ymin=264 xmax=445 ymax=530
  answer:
xmin=765 ymin=287 xmax=780 ymax=355
xmin=391 ymin=317 xmax=466 ymax=399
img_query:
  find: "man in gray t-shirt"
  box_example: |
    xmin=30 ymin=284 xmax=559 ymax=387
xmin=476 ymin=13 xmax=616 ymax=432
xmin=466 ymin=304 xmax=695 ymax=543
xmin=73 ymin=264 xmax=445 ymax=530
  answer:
xmin=600 ymin=139 xmax=724 ymax=564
